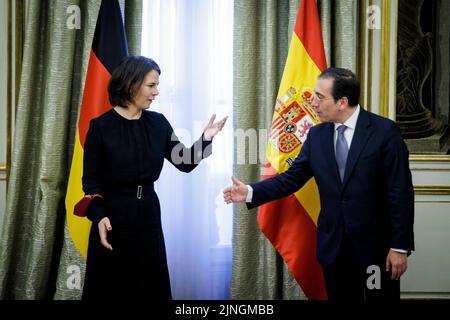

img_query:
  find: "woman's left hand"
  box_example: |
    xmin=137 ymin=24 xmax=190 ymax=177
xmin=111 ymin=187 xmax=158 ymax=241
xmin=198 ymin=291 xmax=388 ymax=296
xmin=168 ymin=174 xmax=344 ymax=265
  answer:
xmin=204 ymin=114 xmax=228 ymax=141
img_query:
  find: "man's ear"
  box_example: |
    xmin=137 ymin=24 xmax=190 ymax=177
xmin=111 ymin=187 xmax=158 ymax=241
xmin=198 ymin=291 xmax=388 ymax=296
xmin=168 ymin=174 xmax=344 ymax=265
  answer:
xmin=339 ymin=96 xmax=349 ymax=110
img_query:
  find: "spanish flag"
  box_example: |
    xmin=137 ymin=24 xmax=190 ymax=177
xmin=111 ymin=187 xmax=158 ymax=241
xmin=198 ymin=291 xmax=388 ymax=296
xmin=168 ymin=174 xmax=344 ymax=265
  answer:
xmin=257 ymin=0 xmax=328 ymax=299
xmin=65 ymin=0 xmax=128 ymax=259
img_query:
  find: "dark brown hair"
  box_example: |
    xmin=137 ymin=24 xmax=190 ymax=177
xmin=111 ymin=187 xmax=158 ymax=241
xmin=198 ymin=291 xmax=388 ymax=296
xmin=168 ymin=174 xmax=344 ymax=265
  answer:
xmin=108 ymin=55 xmax=161 ymax=107
xmin=319 ymin=67 xmax=360 ymax=107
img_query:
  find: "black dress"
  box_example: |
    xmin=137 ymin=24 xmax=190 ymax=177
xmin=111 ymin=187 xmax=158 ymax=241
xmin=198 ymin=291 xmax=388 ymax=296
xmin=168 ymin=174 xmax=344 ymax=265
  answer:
xmin=81 ymin=108 xmax=212 ymax=300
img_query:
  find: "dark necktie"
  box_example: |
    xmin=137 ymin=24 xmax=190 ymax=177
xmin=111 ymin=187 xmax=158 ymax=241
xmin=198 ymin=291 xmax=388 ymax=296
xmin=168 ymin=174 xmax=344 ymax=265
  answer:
xmin=336 ymin=125 xmax=348 ymax=181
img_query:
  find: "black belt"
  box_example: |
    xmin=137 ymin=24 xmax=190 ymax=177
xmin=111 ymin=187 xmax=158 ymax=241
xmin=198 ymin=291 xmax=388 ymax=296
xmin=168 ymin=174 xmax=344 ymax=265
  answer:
xmin=137 ymin=185 xmax=143 ymax=199
xmin=106 ymin=183 xmax=154 ymax=199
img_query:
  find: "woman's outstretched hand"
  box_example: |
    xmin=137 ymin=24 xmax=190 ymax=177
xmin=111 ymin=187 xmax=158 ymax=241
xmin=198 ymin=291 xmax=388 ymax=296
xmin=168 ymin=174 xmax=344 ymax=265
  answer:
xmin=223 ymin=176 xmax=248 ymax=204
xmin=204 ymin=114 xmax=228 ymax=141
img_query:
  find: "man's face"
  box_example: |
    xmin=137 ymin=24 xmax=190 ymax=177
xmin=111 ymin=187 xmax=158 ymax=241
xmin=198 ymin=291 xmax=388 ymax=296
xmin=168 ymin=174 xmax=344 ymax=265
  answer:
xmin=311 ymin=77 xmax=343 ymax=123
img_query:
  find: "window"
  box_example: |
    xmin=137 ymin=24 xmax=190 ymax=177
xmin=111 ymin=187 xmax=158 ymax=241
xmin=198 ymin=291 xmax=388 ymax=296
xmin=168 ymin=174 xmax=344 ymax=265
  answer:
xmin=141 ymin=0 xmax=233 ymax=299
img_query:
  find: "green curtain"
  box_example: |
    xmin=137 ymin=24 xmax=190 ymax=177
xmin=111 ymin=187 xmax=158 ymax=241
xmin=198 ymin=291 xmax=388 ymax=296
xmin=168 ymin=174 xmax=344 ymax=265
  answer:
xmin=0 ymin=0 xmax=142 ymax=300
xmin=124 ymin=0 xmax=142 ymax=56
xmin=318 ymin=0 xmax=359 ymax=71
xmin=231 ymin=0 xmax=359 ymax=300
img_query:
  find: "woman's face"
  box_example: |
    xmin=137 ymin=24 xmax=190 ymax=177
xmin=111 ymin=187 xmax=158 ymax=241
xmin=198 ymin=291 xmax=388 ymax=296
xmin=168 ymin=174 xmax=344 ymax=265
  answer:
xmin=132 ymin=69 xmax=160 ymax=110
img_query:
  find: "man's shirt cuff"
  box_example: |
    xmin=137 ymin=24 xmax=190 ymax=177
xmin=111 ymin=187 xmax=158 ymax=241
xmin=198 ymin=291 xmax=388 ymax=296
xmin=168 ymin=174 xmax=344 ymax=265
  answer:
xmin=246 ymin=185 xmax=253 ymax=203
xmin=391 ymin=248 xmax=408 ymax=254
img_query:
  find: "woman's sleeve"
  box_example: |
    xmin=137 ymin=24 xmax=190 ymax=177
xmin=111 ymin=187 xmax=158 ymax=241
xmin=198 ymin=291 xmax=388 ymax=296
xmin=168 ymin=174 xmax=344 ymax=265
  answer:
xmin=162 ymin=115 xmax=213 ymax=173
xmin=82 ymin=120 xmax=107 ymax=224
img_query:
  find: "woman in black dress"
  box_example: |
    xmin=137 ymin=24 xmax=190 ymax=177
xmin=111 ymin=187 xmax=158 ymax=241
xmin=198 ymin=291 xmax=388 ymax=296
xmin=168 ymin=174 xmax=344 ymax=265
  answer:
xmin=81 ymin=56 xmax=227 ymax=300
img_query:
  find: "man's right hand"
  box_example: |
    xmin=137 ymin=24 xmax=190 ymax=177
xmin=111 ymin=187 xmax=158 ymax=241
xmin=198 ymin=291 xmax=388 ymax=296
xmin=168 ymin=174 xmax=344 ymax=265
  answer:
xmin=98 ymin=217 xmax=113 ymax=251
xmin=223 ymin=176 xmax=248 ymax=204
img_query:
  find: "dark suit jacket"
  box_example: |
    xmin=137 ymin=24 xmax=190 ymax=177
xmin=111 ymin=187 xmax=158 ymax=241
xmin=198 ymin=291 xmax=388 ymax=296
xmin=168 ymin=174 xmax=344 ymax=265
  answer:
xmin=248 ymin=108 xmax=415 ymax=266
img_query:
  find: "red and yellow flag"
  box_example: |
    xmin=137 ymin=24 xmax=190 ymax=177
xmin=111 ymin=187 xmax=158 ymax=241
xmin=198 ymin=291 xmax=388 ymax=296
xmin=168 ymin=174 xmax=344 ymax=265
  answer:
xmin=257 ymin=0 xmax=328 ymax=300
xmin=65 ymin=0 xmax=128 ymax=259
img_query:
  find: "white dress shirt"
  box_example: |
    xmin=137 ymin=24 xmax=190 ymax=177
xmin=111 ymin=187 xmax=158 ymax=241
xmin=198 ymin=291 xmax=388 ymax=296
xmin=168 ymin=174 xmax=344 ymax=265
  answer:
xmin=333 ymin=105 xmax=360 ymax=152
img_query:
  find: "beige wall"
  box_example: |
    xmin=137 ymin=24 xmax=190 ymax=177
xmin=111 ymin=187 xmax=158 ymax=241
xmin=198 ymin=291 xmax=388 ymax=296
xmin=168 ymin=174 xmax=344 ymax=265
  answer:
xmin=401 ymin=158 xmax=450 ymax=298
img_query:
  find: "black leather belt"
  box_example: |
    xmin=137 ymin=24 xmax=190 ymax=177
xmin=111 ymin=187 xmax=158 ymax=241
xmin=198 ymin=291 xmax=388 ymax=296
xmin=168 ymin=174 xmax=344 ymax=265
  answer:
xmin=106 ymin=183 xmax=154 ymax=199
xmin=137 ymin=185 xmax=143 ymax=199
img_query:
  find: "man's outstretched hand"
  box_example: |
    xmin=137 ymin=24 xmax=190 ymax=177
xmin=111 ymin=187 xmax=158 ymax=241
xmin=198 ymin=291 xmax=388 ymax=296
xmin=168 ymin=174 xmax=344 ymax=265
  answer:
xmin=223 ymin=176 xmax=248 ymax=204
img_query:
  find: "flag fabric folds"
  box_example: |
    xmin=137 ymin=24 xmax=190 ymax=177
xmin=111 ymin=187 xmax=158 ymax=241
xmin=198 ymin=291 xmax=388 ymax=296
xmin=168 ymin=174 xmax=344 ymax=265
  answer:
xmin=65 ymin=0 xmax=128 ymax=260
xmin=257 ymin=0 xmax=328 ymax=300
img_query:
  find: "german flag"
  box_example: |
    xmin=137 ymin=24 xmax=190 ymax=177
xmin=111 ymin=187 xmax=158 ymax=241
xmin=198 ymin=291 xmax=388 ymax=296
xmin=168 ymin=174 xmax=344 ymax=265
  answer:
xmin=257 ymin=0 xmax=328 ymax=299
xmin=65 ymin=0 xmax=128 ymax=259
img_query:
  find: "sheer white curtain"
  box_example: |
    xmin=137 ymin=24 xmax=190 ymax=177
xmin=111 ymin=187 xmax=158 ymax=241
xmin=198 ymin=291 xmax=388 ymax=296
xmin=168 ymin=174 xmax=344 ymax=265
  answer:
xmin=141 ymin=0 xmax=233 ymax=299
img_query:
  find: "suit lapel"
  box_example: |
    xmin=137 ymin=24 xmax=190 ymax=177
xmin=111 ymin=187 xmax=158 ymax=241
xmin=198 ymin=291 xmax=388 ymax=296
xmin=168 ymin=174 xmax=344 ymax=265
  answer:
xmin=342 ymin=108 xmax=373 ymax=187
xmin=321 ymin=122 xmax=341 ymax=184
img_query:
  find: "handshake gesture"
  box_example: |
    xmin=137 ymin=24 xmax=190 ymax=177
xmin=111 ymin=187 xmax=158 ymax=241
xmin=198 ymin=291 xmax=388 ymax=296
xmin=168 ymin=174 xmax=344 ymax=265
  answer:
xmin=223 ymin=176 xmax=248 ymax=204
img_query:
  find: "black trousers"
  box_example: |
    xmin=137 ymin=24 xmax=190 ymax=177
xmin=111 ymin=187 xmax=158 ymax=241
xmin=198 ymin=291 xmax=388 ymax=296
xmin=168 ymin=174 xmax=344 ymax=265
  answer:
xmin=321 ymin=234 xmax=400 ymax=300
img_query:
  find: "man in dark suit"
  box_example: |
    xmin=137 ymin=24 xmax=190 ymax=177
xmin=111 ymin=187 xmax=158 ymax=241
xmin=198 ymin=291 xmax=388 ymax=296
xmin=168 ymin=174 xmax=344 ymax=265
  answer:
xmin=224 ymin=68 xmax=415 ymax=300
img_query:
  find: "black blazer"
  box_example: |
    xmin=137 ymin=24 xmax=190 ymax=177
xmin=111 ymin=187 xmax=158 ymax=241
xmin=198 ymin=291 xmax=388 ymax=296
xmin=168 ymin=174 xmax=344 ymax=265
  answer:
xmin=248 ymin=108 xmax=415 ymax=266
